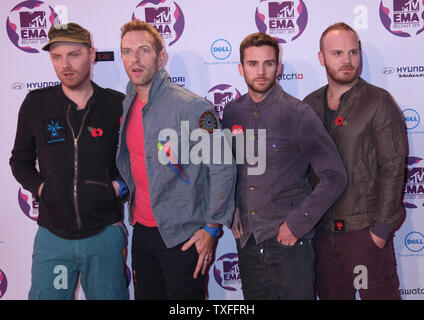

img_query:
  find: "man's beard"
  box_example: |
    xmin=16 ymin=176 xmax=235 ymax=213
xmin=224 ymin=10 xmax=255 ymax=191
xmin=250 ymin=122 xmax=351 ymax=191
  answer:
xmin=325 ymin=63 xmax=360 ymax=85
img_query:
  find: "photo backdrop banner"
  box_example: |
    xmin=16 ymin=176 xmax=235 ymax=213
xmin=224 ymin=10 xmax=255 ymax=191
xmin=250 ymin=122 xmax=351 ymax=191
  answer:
xmin=0 ymin=0 xmax=423 ymax=300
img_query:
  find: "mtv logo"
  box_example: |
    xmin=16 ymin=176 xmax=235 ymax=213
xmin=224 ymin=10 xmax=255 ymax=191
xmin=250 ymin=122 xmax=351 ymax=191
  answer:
xmin=269 ymin=1 xmax=295 ymax=18
xmin=223 ymin=260 xmax=239 ymax=273
xmin=19 ymin=11 xmax=46 ymax=28
xmin=214 ymin=92 xmax=233 ymax=105
xmin=394 ymin=0 xmax=419 ymax=11
xmin=408 ymin=167 xmax=424 ymax=183
xmin=145 ymin=7 xmax=171 ymax=24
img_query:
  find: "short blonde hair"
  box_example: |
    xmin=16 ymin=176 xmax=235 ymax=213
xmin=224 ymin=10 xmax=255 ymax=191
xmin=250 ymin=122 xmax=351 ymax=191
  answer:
xmin=120 ymin=19 xmax=164 ymax=54
xmin=320 ymin=22 xmax=361 ymax=52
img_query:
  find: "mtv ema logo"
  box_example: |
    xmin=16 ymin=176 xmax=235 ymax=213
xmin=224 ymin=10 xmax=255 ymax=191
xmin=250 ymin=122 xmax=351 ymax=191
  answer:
xmin=132 ymin=0 xmax=185 ymax=46
xmin=6 ymin=0 xmax=59 ymax=53
xmin=213 ymin=253 xmax=241 ymax=291
xmin=379 ymin=0 xmax=424 ymax=37
xmin=403 ymin=156 xmax=424 ymax=209
xmin=255 ymin=0 xmax=308 ymax=43
xmin=18 ymin=188 xmax=39 ymax=221
xmin=0 ymin=270 xmax=7 ymax=299
xmin=206 ymin=84 xmax=241 ymax=120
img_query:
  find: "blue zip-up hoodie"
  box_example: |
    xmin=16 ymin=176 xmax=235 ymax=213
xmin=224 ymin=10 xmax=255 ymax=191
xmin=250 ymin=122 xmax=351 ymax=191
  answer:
xmin=116 ymin=69 xmax=237 ymax=248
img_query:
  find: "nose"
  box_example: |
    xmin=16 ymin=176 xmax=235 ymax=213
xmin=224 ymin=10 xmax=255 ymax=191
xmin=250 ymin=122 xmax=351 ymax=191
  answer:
xmin=61 ymin=56 xmax=72 ymax=69
xmin=132 ymin=50 xmax=141 ymax=64
xmin=257 ymin=64 xmax=265 ymax=76
xmin=342 ymin=52 xmax=352 ymax=64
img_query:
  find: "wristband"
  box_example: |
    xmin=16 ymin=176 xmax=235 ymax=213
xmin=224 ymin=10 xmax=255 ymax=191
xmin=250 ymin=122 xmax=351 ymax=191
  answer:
xmin=116 ymin=179 xmax=128 ymax=198
xmin=203 ymin=224 xmax=221 ymax=238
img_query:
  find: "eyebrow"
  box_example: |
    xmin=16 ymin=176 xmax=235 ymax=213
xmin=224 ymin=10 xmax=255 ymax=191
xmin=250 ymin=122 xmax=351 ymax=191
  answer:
xmin=245 ymin=59 xmax=276 ymax=63
xmin=121 ymin=44 xmax=152 ymax=51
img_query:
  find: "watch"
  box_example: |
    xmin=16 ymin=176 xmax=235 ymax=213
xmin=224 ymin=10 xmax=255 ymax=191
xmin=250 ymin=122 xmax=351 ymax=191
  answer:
xmin=203 ymin=224 xmax=221 ymax=238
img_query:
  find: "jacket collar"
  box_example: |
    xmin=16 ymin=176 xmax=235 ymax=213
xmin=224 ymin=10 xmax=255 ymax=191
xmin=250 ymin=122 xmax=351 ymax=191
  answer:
xmin=125 ymin=68 xmax=169 ymax=109
xmin=314 ymin=77 xmax=366 ymax=116
xmin=56 ymin=81 xmax=98 ymax=111
xmin=246 ymin=83 xmax=279 ymax=107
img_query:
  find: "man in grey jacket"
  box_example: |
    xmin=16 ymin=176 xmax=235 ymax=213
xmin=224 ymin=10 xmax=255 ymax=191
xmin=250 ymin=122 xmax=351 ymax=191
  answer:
xmin=116 ymin=19 xmax=236 ymax=300
xmin=222 ymin=32 xmax=347 ymax=300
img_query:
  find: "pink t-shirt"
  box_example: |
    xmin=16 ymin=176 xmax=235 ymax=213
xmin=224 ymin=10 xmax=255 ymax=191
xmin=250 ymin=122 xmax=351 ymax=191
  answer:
xmin=126 ymin=95 xmax=157 ymax=227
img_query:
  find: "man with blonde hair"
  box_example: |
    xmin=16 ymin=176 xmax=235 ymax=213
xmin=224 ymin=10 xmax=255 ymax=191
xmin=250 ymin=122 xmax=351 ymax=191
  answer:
xmin=116 ymin=20 xmax=236 ymax=299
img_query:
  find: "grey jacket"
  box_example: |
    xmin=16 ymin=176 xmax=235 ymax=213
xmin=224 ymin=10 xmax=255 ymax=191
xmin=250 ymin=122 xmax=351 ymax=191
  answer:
xmin=116 ymin=68 xmax=237 ymax=248
xmin=223 ymin=84 xmax=348 ymax=248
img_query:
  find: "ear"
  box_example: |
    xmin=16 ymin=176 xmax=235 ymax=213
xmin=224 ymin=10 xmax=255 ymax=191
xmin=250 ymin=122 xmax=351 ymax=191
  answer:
xmin=318 ymin=51 xmax=325 ymax=67
xmin=158 ymin=49 xmax=166 ymax=67
xmin=238 ymin=63 xmax=244 ymax=78
xmin=89 ymin=46 xmax=97 ymax=64
xmin=277 ymin=61 xmax=282 ymax=74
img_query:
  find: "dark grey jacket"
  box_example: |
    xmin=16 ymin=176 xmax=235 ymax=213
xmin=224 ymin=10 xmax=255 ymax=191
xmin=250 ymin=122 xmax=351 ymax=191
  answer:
xmin=304 ymin=78 xmax=407 ymax=239
xmin=223 ymin=84 xmax=347 ymax=248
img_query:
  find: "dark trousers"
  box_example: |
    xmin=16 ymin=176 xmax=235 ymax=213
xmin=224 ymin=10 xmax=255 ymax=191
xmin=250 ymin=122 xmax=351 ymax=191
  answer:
xmin=314 ymin=228 xmax=401 ymax=300
xmin=236 ymin=235 xmax=315 ymax=300
xmin=131 ymin=223 xmax=206 ymax=300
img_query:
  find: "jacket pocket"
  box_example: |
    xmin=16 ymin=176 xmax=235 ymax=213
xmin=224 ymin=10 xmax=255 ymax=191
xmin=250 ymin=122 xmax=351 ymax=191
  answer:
xmin=271 ymin=193 xmax=305 ymax=220
xmin=266 ymin=137 xmax=291 ymax=169
xmin=79 ymin=171 xmax=119 ymax=215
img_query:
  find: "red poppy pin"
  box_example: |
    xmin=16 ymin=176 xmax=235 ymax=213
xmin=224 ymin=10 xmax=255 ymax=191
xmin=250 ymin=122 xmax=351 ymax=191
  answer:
xmin=88 ymin=126 xmax=104 ymax=138
xmin=232 ymin=124 xmax=243 ymax=135
xmin=334 ymin=116 xmax=348 ymax=127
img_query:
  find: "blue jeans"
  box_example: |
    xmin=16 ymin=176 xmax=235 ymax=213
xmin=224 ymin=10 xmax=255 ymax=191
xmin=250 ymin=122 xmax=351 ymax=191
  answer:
xmin=29 ymin=225 xmax=128 ymax=300
xmin=236 ymin=235 xmax=315 ymax=300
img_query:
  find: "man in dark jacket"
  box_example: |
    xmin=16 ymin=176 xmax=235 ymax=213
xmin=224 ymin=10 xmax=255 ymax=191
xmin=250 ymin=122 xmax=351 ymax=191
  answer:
xmin=303 ymin=22 xmax=407 ymax=300
xmin=222 ymin=32 xmax=347 ymax=299
xmin=9 ymin=23 xmax=128 ymax=300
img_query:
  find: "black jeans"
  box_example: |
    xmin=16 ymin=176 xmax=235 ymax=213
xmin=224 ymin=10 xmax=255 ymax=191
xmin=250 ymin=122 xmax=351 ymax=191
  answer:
xmin=131 ymin=223 xmax=206 ymax=300
xmin=236 ymin=235 xmax=315 ymax=300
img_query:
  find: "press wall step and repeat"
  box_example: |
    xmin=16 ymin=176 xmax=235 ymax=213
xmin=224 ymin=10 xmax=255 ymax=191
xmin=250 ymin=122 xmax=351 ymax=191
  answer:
xmin=0 ymin=0 xmax=423 ymax=300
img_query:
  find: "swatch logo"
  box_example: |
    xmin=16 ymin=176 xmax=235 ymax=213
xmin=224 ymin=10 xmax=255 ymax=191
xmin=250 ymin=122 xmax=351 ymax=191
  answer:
xmin=206 ymin=84 xmax=241 ymax=120
xmin=379 ymin=0 xmax=424 ymax=37
xmin=0 ymin=270 xmax=7 ymax=299
xmin=132 ymin=0 xmax=185 ymax=47
xmin=255 ymin=0 xmax=308 ymax=43
xmin=6 ymin=1 xmax=59 ymax=53
xmin=18 ymin=188 xmax=39 ymax=221
xmin=213 ymin=253 xmax=241 ymax=291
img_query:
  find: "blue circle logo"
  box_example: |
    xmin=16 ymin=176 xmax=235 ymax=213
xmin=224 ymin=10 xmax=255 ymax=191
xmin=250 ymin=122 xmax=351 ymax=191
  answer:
xmin=405 ymin=231 xmax=424 ymax=252
xmin=211 ymin=39 xmax=232 ymax=60
xmin=402 ymin=108 xmax=420 ymax=130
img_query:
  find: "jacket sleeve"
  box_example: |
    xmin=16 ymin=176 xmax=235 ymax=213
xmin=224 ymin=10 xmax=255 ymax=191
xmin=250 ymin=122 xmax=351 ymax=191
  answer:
xmin=192 ymin=98 xmax=237 ymax=228
xmin=9 ymin=94 xmax=44 ymax=199
xmin=286 ymin=104 xmax=348 ymax=239
xmin=371 ymin=92 xmax=407 ymax=239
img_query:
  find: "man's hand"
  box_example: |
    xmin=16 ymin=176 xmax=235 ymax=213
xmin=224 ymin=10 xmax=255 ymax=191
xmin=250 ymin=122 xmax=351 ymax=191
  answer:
xmin=369 ymin=230 xmax=386 ymax=249
xmin=181 ymin=227 xmax=217 ymax=279
xmin=38 ymin=183 xmax=44 ymax=197
xmin=231 ymin=208 xmax=243 ymax=239
xmin=277 ymin=221 xmax=298 ymax=246
xmin=112 ymin=180 xmax=120 ymax=197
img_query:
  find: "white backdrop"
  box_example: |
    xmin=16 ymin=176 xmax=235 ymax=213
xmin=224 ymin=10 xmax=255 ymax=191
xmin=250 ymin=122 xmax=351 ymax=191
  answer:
xmin=1 ymin=0 xmax=423 ymax=300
